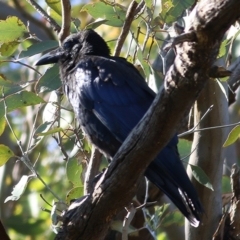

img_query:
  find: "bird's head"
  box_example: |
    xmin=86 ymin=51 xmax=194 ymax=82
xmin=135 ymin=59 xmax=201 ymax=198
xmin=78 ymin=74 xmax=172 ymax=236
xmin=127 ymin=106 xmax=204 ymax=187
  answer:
xmin=35 ymin=29 xmax=110 ymax=67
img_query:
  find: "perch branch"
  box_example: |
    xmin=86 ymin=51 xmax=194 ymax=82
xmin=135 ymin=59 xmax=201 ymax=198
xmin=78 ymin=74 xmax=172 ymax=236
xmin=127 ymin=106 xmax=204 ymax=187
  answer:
xmin=55 ymin=1 xmax=240 ymax=239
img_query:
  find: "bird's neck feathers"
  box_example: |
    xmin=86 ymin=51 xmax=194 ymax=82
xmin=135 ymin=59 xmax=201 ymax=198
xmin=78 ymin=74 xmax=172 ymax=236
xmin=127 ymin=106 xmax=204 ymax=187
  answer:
xmin=81 ymin=30 xmax=111 ymax=57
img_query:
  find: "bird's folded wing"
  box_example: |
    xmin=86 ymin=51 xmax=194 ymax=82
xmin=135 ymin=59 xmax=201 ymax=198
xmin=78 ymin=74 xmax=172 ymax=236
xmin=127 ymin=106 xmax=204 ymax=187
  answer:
xmin=74 ymin=56 xmax=155 ymax=142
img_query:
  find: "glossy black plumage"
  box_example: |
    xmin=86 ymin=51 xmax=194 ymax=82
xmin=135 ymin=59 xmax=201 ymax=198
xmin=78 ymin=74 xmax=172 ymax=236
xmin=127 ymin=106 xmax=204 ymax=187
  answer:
xmin=36 ymin=29 xmax=203 ymax=227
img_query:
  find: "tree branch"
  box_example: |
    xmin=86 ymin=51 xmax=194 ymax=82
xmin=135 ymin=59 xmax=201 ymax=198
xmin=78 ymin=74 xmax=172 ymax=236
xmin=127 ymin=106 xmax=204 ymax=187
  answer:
xmin=185 ymin=80 xmax=228 ymax=240
xmin=114 ymin=0 xmax=139 ymax=56
xmin=58 ymin=0 xmax=71 ymax=44
xmin=84 ymin=147 xmax=102 ymax=195
xmin=12 ymin=0 xmax=55 ymax=40
xmin=55 ymin=0 xmax=240 ymax=239
xmin=213 ymin=164 xmax=240 ymax=239
xmin=25 ymin=0 xmax=61 ymax=32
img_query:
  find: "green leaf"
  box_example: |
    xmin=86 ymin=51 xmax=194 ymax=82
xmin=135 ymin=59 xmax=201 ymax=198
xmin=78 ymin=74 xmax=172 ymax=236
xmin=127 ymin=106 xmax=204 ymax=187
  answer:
xmin=223 ymin=125 xmax=240 ymax=147
xmin=0 ymin=117 xmax=6 ymax=136
xmin=0 ymin=74 xmax=23 ymax=98
xmin=81 ymin=2 xmax=126 ymax=27
xmin=0 ymin=144 xmax=14 ymax=166
xmin=34 ymin=121 xmax=53 ymax=136
xmin=0 ymin=84 xmax=23 ymax=98
xmin=218 ymin=39 xmax=228 ymax=58
xmin=19 ymin=40 xmax=58 ymax=59
xmin=157 ymin=233 xmax=168 ymax=240
xmin=161 ymin=0 xmax=174 ymax=13
xmin=45 ymin=0 xmax=62 ymax=15
xmin=72 ymin=18 xmax=81 ymax=31
xmin=145 ymin=0 xmax=153 ymax=9
xmin=0 ymin=16 xmax=27 ymax=43
xmin=0 ymin=74 xmax=16 ymax=87
xmin=161 ymin=0 xmax=194 ymax=24
xmin=86 ymin=19 xmax=109 ymax=30
xmin=190 ymin=164 xmax=214 ymax=191
xmin=66 ymin=158 xmax=83 ymax=186
xmin=36 ymin=127 xmax=63 ymax=136
xmin=0 ymin=41 xmax=19 ymax=57
xmin=160 ymin=0 xmax=174 ymax=23
xmin=36 ymin=64 xmax=61 ymax=93
xmin=66 ymin=187 xmax=84 ymax=204
xmin=0 ymin=91 xmax=45 ymax=119
xmin=5 ymin=91 xmax=45 ymax=110
xmin=4 ymin=175 xmax=33 ymax=202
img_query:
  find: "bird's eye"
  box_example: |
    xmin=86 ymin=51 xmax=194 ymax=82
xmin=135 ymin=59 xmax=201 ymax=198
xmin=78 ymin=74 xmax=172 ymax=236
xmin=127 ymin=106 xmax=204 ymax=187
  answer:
xmin=63 ymin=39 xmax=79 ymax=50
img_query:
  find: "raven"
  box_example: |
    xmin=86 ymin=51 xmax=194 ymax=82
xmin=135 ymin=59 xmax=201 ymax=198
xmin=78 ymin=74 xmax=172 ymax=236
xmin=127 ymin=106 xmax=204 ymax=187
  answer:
xmin=36 ymin=29 xmax=203 ymax=227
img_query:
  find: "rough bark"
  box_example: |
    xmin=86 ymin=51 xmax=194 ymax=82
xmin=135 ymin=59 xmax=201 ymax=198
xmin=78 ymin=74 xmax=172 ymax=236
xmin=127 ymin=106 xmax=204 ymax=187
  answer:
xmin=213 ymin=164 xmax=240 ymax=240
xmin=55 ymin=0 xmax=240 ymax=239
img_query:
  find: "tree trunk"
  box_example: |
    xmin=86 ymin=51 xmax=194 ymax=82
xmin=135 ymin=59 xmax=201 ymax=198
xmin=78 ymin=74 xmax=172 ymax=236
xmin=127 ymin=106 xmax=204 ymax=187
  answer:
xmin=185 ymin=80 xmax=228 ymax=239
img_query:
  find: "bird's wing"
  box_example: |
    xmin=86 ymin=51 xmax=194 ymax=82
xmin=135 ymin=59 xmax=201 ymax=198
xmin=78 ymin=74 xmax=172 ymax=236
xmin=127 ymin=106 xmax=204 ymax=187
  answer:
xmin=73 ymin=56 xmax=155 ymax=143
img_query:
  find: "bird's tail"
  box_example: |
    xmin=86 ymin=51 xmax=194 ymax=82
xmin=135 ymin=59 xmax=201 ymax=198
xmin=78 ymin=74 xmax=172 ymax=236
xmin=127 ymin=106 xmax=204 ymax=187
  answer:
xmin=145 ymin=137 xmax=203 ymax=227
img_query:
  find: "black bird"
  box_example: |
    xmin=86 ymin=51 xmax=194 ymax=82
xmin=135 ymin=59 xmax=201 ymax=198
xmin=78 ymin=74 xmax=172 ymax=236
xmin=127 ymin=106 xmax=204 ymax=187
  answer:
xmin=36 ymin=29 xmax=203 ymax=227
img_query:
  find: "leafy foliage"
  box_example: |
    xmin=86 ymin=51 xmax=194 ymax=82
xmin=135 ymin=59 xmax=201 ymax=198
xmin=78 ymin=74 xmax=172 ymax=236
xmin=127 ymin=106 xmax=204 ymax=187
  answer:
xmin=189 ymin=164 xmax=214 ymax=191
xmin=0 ymin=16 xmax=27 ymax=43
xmin=5 ymin=175 xmax=32 ymax=202
xmin=223 ymin=125 xmax=240 ymax=147
xmin=0 ymin=144 xmax=14 ymax=166
xmin=81 ymin=2 xmax=126 ymax=27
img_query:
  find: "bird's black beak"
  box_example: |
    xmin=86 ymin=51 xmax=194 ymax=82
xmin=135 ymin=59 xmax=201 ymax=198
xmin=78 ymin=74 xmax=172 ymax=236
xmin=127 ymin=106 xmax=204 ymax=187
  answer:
xmin=35 ymin=48 xmax=64 ymax=66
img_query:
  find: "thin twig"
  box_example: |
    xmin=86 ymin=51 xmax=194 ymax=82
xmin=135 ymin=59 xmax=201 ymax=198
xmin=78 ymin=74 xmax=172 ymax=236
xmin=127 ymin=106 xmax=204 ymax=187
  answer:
xmin=141 ymin=179 xmax=156 ymax=239
xmin=181 ymin=145 xmax=198 ymax=163
xmin=147 ymin=33 xmax=155 ymax=61
xmin=55 ymin=90 xmax=69 ymax=160
xmin=3 ymin=91 xmax=61 ymax=201
xmin=132 ymin=26 xmax=141 ymax=63
xmin=25 ymin=0 xmax=61 ymax=32
xmin=58 ymin=0 xmax=71 ymax=44
xmin=40 ymin=193 xmax=53 ymax=208
xmin=72 ymin=128 xmax=90 ymax=160
xmin=122 ymin=203 xmax=136 ymax=240
xmin=1 ymin=59 xmax=42 ymax=75
xmin=179 ymin=121 xmax=240 ymax=136
xmin=178 ymin=105 xmax=213 ymax=137
xmin=114 ymin=1 xmax=139 ymax=56
xmin=141 ymin=21 xmax=150 ymax=53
